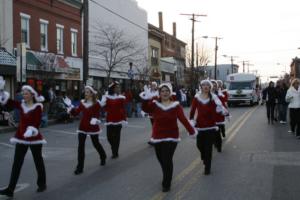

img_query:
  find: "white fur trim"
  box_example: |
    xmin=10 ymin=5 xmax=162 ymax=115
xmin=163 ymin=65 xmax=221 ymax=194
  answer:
xmin=196 ymin=126 xmax=219 ymax=131
xmin=153 ymin=100 xmax=179 ymax=111
xmin=150 ymin=137 xmax=181 ymax=143
xmin=194 ymin=93 xmax=210 ymax=104
xmin=104 ymin=120 xmax=128 ymax=126
xmin=0 ymin=91 xmax=10 ymax=105
xmin=21 ymin=102 xmax=43 ymax=114
xmin=216 ymin=121 xmax=226 ymax=125
xmin=81 ymin=99 xmax=93 ymax=108
xmin=106 ymin=94 xmax=126 ymax=100
xmin=77 ymin=130 xmax=102 ymax=135
xmin=99 ymin=97 xmax=106 ymax=107
xmin=27 ymin=126 xmax=39 ymax=136
xmin=22 ymin=85 xmax=44 ymax=102
xmin=10 ymin=137 xmax=47 ymax=145
xmin=85 ymin=86 xmax=97 ymax=94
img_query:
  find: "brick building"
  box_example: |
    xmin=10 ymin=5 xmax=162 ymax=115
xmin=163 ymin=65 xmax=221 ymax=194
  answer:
xmin=13 ymin=0 xmax=82 ymax=98
xmin=290 ymin=57 xmax=300 ymax=79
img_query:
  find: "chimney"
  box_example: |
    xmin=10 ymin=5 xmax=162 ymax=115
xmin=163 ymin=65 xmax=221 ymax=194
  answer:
xmin=173 ymin=22 xmax=176 ymax=37
xmin=158 ymin=12 xmax=163 ymax=31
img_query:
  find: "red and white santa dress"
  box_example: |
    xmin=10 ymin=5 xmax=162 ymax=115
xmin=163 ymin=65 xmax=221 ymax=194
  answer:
xmin=141 ymin=83 xmax=196 ymax=192
xmin=190 ymin=80 xmax=228 ymax=175
xmin=100 ymin=82 xmax=127 ymax=158
xmin=69 ymin=86 xmax=106 ymax=175
xmin=0 ymin=85 xmax=46 ymax=197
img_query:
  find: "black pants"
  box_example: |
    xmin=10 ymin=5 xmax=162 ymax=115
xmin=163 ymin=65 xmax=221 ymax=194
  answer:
xmin=76 ymin=133 xmax=106 ymax=171
xmin=266 ymin=102 xmax=276 ymax=121
xmin=278 ymin=104 xmax=288 ymax=122
xmin=215 ymin=125 xmax=224 ymax=151
xmin=196 ymin=130 xmax=216 ymax=171
xmin=7 ymin=144 xmax=46 ymax=192
xmin=154 ymin=142 xmax=177 ymax=188
xmin=289 ymin=108 xmax=300 ymax=136
xmin=107 ymin=125 xmax=122 ymax=156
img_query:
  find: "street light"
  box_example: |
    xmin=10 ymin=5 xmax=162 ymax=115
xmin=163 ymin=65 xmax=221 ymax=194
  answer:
xmin=223 ymin=54 xmax=238 ymax=74
xmin=202 ymin=36 xmax=222 ymax=79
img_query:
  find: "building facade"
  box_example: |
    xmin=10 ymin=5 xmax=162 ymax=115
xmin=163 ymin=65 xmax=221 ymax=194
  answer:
xmin=290 ymin=57 xmax=300 ymax=79
xmin=88 ymin=0 xmax=148 ymax=89
xmin=13 ymin=0 xmax=82 ymax=98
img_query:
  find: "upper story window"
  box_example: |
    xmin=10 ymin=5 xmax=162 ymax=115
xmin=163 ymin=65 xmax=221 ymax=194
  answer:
xmin=71 ymin=28 xmax=78 ymax=56
xmin=56 ymin=24 xmax=64 ymax=54
xmin=20 ymin=13 xmax=31 ymax=47
xmin=40 ymin=19 xmax=48 ymax=51
xmin=151 ymin=47 xmax=159 ymax=66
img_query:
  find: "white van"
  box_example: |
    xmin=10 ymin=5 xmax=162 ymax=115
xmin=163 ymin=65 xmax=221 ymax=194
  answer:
xmin=226 ymin=73 xmax=260 ymax=106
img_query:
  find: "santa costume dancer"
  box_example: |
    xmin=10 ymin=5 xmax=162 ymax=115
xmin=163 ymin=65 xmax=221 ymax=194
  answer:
xmin=213 ymin=80 xmax=229 ymax=152
xmin=101 ymin=82 xmax=127 ymax=159
xmin=69 ymin=86 xmax=107 ymax=175
xmin=140 ymin=82 xmax=159 ymax=146
xmin=0 ymin=84 xmax=47 ymax=197
xmin=140 ymin=82 xmax=196 ymax=192
xmin=190 ymin=80 xmax=228 ymax=175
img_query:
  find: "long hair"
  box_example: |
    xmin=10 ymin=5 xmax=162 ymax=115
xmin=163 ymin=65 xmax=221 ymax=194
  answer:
xmin=291 ymin=78 xmax=300 ymax=88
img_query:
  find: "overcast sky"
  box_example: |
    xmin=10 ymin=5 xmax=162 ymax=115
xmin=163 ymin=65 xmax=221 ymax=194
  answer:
xmin=136 ymin=0 xmax=300 ymax=80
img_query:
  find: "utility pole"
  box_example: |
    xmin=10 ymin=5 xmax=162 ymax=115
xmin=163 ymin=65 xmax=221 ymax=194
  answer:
xmin=181 ymin=13 xmax=206 ymax=89
xmin=196 ymin=43 xmax=199 ymax=67
xmin=82 ymin=0 xmax=89 ymax=85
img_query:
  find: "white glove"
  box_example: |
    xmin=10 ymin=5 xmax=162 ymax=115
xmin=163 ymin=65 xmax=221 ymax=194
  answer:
xmin=67 ymin=107 xmax=72 ymax=114
xmin=24 ymin=129 xmax=33 ymax=138
xmin=90 ymin=118 xmax=100 ymax=125
xmin=189 ymin=119 xmax=196 ymax=127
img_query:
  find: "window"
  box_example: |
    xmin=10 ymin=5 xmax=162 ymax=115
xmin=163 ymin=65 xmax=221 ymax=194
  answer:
xmin=56 ymin=24 xmax=64 ymax=54
xmin=20 ymin=13 xmax=30 ymax=47
xmin=40 ymin=19 xmax=48 ymax=51
xmin=151 ymin=47 xmax=159 ymax=66
xmin=71 ymin=29 xmax=78 ymax=56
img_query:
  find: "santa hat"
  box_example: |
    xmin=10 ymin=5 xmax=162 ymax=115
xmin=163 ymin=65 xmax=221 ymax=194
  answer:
xmin=200 ymin=79 xmax=213 ymax=89
xmin=85 ymin=85 xmax=97 ymax=94
xmin=217 ymin=80 xmax=223 ymax=87
xmin=108 ymin=81 xmax=120 ymax=89
xmin=0 ymin=76 xmax=5 ymax=90
xmin=22 ymin=85 xmax=45 ymax=102
xmin=158 ymin=82 xmax=173 ymax=94
xmin=210 ymin=79 xmax=218 ymax=86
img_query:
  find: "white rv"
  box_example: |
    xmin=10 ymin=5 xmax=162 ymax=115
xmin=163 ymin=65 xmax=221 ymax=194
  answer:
xmin=226 ymin=73 xmax=260 ymax=106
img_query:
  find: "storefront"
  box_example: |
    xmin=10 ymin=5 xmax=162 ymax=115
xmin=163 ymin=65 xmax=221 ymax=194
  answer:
xmin=0 ymin=48 xmax=16 ymax=95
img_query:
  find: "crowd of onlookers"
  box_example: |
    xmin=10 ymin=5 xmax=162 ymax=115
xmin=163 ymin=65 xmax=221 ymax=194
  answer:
xmin=262 ymin=78 xmax=300 ymax=139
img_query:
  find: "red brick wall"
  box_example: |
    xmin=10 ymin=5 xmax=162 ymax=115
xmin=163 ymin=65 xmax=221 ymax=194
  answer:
xmin=13 ymin=0 xmax=82 ymax=57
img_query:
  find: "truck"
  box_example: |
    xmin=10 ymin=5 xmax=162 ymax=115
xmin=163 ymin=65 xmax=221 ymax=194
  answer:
xmin=226 ymin=73 xmax=260 ymax=106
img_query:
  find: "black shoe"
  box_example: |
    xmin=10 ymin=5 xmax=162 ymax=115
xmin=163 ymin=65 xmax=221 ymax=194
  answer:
xmin=111 ymin=154 xmax=119 ymax=159
xmin=147 ymin=141 xmax=154 ymax=146
xmin=217 ymin=148 xmax=222 ymax=153
xmin=162 ymin=187 xmax=170 ymax=192
xmin=74 ymin=169 xmax=83 ymax=175
xmin=100 ymin=158 xmax=106 ymax=166
xmin=36 ymin=185 xmax=47 ymax=193
xmin=0 ymin=188 xmax=13 ymax=197
xmin=222 ymin=133 xmax=226 ymax=138
xmin=204 ymin=167 xmax=211 ymax=175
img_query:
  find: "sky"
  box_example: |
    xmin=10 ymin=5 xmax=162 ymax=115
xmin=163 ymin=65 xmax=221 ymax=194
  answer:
xmin=136 ymin=0 xmax=300 ymax=81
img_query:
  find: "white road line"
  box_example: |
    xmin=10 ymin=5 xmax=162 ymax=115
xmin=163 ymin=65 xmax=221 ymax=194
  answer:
xmin=126 ymin=124 xmax=146 ymax=129
xmin=46 ymin=129 xmax=77 ymax=135
xmin=0 ymin=142 xmax=14 ymax=148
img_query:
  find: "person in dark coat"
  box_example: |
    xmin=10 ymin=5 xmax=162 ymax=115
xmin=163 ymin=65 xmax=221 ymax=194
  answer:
xmin=262 ymin=81 xmax=278 ymax=124
xmin=277 ymin=81 xmax=289 ymax=123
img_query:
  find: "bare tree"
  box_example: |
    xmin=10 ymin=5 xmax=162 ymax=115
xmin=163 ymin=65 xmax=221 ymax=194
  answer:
xmin=186 ymin=43 xmax=211 ymax=67
xmin=90 ymin=22 xmax=145 ymax=86
xmin=133 ymin=54 xmax=151 ymax=81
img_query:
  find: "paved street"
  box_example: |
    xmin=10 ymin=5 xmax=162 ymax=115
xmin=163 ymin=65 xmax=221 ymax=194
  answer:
xmin=0 ymin=105 xmax=300 ymax=200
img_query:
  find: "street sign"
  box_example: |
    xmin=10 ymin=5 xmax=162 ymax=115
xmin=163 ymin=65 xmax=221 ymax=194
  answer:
xmin=128 ymin=69 xmax=134 ymax=79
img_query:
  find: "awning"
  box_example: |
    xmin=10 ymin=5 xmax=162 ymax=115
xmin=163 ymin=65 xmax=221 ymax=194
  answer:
xmin=26 ymin=51 xmax=42 ymax=70
xmin=0 ymin=48 xmax=16 ymax=75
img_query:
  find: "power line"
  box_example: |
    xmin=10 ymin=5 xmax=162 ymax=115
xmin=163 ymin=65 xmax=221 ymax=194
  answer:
xmin=89 ymin=0 xmax=148 ymax=32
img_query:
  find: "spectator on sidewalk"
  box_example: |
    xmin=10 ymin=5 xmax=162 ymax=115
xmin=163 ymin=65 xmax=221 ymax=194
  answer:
xmin=262 ymin=81 xmax=278 ymax=124
xmin=124 ymin=86 xmax=133 ymax=118
xmin=277 ymin=81 xmax=289 ymax=124
xmin=285 ymin=78 xmax=300 ymax=137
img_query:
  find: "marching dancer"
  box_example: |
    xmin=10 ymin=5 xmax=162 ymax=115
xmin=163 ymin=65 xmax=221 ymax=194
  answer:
xmin=214 ymin=80 xmax=229 ymax=152
xmin=69 ymin=86 xmax=106 ymax=175
xmin=190 ymin=80 xmax=228 ymax=175
xmin=101 ymin=82 xmax=127 ymax=159
xmin=0 ymin=83 xmax=47 ymax=197
xmin=140 ymin=82 xmax=196 ymax=192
